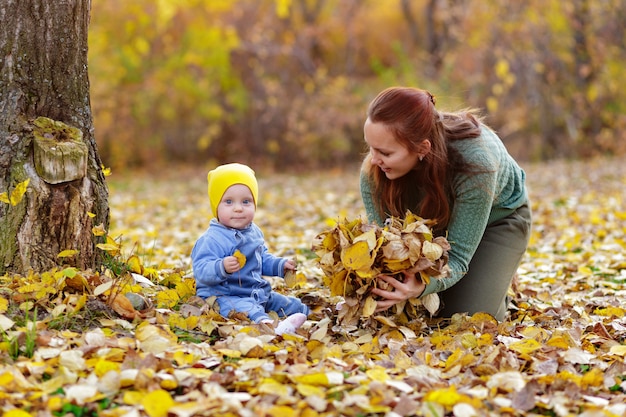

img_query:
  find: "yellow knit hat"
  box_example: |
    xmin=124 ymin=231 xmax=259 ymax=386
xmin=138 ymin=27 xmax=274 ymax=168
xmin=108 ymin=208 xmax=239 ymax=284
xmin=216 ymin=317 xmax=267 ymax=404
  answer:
xmin=207 ymin=163 xmax=259 ymax=218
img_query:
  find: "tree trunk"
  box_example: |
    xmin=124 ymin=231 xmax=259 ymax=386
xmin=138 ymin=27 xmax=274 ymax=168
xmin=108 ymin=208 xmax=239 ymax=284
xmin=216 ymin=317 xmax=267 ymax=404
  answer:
xmin=0 ymin=0 xmax=109 ymax=274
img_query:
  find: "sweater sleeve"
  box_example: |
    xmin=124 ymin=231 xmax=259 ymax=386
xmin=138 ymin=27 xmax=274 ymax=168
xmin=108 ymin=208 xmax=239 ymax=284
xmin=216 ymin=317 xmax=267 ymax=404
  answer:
xmin=360 ymin=170 xmax=385 ymax=226
xmin=191 ymin=230 xmax=229 ymax=287
xmin=261 ymin=246 xmax=287 ymax=277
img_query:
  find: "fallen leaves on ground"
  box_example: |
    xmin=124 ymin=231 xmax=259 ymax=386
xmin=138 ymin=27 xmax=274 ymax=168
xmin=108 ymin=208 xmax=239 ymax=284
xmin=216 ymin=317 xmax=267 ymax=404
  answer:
xmin=1 ymin=159 xmax=625 ymax=416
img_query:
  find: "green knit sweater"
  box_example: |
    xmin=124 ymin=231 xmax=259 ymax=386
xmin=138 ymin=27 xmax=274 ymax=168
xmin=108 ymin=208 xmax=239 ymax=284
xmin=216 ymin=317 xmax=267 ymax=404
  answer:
xmin=360 ymin=126 xmax=528 ymax=298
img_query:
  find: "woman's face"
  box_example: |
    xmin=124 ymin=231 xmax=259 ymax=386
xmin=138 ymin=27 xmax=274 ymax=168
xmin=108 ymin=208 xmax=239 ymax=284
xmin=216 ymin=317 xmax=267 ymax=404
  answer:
xmin=364 ymin=118 xmax=420 ymax=180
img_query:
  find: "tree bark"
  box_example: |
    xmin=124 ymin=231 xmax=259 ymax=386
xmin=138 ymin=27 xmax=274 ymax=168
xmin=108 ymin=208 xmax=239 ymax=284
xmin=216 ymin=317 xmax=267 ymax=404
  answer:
xmin=0 ymin=0 xmax=109 ymax=274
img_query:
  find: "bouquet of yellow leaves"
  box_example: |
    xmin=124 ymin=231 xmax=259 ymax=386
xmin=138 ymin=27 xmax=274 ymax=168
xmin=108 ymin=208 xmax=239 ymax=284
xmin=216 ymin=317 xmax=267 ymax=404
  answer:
xmin=312 ymin=211 xmax=450 ymax=327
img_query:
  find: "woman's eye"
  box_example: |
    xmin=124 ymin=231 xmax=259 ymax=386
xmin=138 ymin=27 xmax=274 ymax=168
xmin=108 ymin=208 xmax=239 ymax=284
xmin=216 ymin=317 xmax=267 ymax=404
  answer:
xmin=371 ymin=149 xmax=389 ymax=157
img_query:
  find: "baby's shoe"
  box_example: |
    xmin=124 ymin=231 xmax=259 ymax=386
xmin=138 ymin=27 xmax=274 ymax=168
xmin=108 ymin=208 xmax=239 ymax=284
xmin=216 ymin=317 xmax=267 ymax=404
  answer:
xmin=275 ymin=313 xmax=307 ymax=336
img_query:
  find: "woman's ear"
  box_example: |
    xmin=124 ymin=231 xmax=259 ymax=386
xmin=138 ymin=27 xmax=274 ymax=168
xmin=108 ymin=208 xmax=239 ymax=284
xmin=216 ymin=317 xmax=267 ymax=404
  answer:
xmin=418 ymin=139 xmax=432 ymax=159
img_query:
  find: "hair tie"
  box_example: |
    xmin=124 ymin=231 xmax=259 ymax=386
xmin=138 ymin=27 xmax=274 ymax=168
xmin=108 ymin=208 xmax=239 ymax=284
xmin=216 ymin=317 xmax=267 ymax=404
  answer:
xmin=428 ymin=92 xmax=436 ymax=106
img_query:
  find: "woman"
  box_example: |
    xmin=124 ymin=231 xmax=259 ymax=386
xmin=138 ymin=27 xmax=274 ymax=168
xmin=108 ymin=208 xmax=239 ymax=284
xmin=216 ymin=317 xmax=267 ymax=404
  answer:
xmin=361 ymin=86 xmax=531 ymax=321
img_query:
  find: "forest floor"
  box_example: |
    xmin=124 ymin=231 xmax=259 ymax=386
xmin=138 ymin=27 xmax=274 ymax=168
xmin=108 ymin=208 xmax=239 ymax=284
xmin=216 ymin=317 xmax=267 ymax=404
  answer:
xmin=1 ymin=157 xmax=625 ymax=417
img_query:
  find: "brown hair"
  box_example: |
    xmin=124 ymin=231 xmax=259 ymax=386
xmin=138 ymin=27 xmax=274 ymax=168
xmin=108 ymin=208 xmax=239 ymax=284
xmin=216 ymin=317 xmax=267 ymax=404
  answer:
xmin=362 ymin=87 xmax=483 ymax=231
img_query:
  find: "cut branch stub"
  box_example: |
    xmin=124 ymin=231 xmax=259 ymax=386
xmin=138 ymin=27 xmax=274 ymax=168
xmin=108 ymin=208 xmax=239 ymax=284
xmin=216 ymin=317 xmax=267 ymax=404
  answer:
xmin=32 ymin=117 xmax=87 ymax=184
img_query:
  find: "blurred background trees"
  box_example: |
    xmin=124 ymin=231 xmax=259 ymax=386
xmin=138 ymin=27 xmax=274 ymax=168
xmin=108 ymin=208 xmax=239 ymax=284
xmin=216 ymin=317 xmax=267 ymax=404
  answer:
xmin=88 ymin=0 xmax=626 ymax=172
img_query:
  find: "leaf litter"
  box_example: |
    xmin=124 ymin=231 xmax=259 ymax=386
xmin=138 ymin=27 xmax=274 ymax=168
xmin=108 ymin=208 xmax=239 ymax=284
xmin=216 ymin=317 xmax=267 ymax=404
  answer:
xmin=1 ymin=158 xmax=625 ymax=416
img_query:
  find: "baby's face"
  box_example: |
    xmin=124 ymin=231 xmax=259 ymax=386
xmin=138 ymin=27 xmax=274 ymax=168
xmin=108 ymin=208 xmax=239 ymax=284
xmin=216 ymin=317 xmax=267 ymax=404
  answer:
xmin=216 ymin=184 xmax=255 ymax=229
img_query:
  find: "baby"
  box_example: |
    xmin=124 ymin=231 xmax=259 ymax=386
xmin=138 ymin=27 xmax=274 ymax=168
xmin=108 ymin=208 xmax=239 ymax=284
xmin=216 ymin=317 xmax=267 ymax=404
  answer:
xmin=191 ymin=163 xmax=308 ymax=335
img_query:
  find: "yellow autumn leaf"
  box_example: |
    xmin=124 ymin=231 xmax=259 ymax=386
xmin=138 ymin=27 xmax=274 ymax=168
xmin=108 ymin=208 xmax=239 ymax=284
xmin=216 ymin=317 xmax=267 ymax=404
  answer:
xmin=123 ymin=390 xmax=144 ymax=405
xmin=609 ymin=345 xmax=626 ymax=357
xmin=144 ymin=266 xmax=159 ymax=279
xmin=581 ymin=367 xmax=604 ymax=388
xmin=291 ymin=371 xmax=343 ymax=387
xmin=314 ymin=231 xmax=337 ymax=252
xmin=366 ymin=367 xmax=390 ymax=382
xmin=0 ymin=191 xmax=10 ymax=204
xmin=422 ymin=240 xmax=443 ymax=261
xmin=469 ymin=311 xmax=498 ymax=325
xmin=101 ymin=165 xmax=112 ymax=176
xmin=175 ymin=280 xmax=195 ymax=299
xmin=97 ymin=242 xmax=121 ymax=256
xmin=92 ymin=223 xmax=106 ymax=236
xmin=94 ymin=358 xmax=121 ymax=377
xmin=285 ymin=270 xmax=307 ymax=288
xmin=233 ymin=249 xmax=246 ymax=267
xmin=296 ymin=383 xmax=325 ymax=397
xmin=168 ymin=313 xmax=199 ymax=330
xmin=47 ymin=396 xmax=63 ymax=411
xmin=353 ymin=228 xmax=378 ymax=250
xmin=10 ymin=178 xmax=30 ymax=206
xmin=156 ymin=288 xmax=180 ymax=308
xmin=127 ymin=254 xmax=143 ymax=274
xmin=421 ymin=292 xmax=441 ymax=316
xmin=424 ymin=385 xmax=470 ymax=407
xmin=258 ymin=378 xmax=290 ymax=396
xmin=382 ymin=239 xmax=409 ymax=261
xmin=419 ymin=271 xmax=432 ymax=285
xmin=142 ymin=389 xmax=175 ymax=417
xmin=160 ymin=376 xmax=178 ymax=391
xmin=593 ymin=306 xmax=625 ymax=317
xmin=546 ymin=332 xmax=575 ymax=349
xmin=172 ymin=350 xmax=197 ymax=367
xmin=384 ymin=258 xmax=412 ymax=272
xmin=0 ymin=297 xmax=9 ymax=314
xmin=326 ymin=269 xmax=351 ymax=297
xmin=267 ymin=406 xmax=297 ymax=417
xmin=3 ymin=410 xmax=33 ymax=417
xmin=509 ymin=338 xmax=542 ymax=355
xmin=135 ymin=322 xmax=178 ymax=354
xmin=361 ymin=295 xmax=377 ymax=318
xmin=444 ymin=348 xmax=469 ymax=370
xmin=18 ymin=283 xmax=45 ymax=294
xmin=340 ymin=240 xmax=373 ymax=271
xmin=57 ymin=249 xmax=79 ymax=258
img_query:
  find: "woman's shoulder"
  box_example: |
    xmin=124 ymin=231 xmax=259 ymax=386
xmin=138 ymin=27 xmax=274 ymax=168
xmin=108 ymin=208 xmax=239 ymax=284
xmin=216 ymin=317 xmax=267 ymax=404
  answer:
xmin=451 ymin=125 xmax=504 ymax=155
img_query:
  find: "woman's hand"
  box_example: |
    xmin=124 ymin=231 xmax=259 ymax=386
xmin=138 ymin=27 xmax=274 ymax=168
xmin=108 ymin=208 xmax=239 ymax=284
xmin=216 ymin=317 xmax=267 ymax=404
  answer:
xmin=370 ymin=270 xmax=426 ymax=312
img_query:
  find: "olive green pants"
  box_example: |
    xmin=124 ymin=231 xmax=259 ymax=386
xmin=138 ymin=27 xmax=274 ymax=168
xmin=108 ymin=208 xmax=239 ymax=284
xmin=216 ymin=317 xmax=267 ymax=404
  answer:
xmin=437 ymin=203 xmax=532 ymax=321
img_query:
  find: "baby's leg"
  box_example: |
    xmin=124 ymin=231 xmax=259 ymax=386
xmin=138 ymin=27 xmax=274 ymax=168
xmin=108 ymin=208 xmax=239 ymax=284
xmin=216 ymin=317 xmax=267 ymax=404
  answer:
xmin=217 ymin=296 xmax=270 ymax=323
xmin=265 ymin=292 xmax=309 ymax=335
xmin=265 ymin=292 xmax=310 ymax=317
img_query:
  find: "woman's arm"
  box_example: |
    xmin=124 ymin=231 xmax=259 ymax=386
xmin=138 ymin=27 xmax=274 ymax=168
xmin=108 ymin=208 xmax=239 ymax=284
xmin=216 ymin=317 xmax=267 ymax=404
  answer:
xmin=360 ymin=171 xmax=384 ymax=225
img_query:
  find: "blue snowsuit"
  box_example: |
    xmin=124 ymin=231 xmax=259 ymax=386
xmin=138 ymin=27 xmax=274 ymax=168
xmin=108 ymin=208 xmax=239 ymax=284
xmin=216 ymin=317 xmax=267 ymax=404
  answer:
xmin=191 ymin=219 xmax=309 ymax=322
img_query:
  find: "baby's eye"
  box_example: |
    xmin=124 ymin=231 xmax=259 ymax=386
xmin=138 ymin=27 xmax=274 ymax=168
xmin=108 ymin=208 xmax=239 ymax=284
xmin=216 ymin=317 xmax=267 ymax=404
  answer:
xmin=243 ymin=199 xmax=252 ymax=205
xmin=224 ymin=199 xmax=233 ymax=204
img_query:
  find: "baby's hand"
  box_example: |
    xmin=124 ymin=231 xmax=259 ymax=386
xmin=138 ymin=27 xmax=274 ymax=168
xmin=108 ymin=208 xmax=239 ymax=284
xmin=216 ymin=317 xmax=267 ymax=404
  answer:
xmin=284 ymin=259 xmax=297 ymax=272
xmin=223 ymin=256 xmax=241 ymax=273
